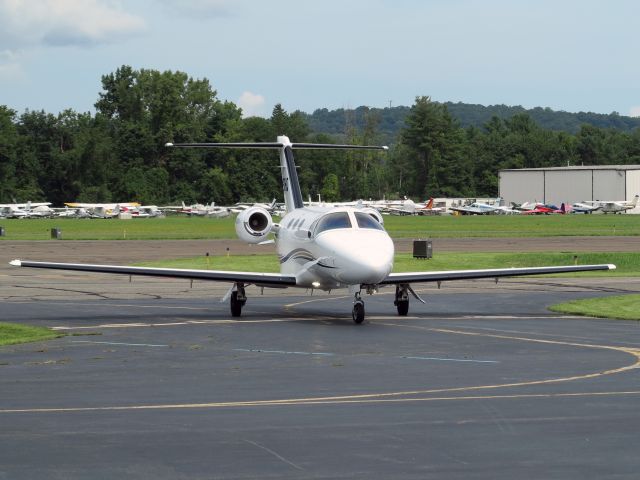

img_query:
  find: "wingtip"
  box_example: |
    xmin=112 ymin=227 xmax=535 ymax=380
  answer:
xmin=608 ymin=264 xmax=617 ymax=270
xmin=164 ymin=142 xmax=174 ymax=147
xmin=9 ymin=259 xmax=21 ymax=267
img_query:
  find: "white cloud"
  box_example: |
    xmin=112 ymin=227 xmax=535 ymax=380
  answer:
xmin=156 ymin=0 xmax=234 ymax=18
xmin=0 ymin=0 xmax=146 ymax=49
xmin=630 ymin=106 xmax=640 ymax=118
xmin=237 ymin=91 xmax=266 ymax=118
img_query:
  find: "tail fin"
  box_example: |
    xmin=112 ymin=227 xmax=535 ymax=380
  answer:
xmin=426 ymin=198 xmax=434 ymax=209
xmin=632 ymin=195 xmax=639 ymax=207
xmin=561 ymin=203 xmax=566 ymax=214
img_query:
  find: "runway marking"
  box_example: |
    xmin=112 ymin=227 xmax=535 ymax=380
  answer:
xmin=234 ymin=348 xmax=334 ymax=356
xmin=70 ymin=340 xmax=169 ymax=348
xmin=401 ymin=355 xmax=499 ymax=364
xmin=51 ymin=317 xmax=324 ymax=330
xmin=243 ymin=439 xmax=304 ymax=471
xmin=2 ymin=390 xmax=640 ymax=414
xmin=234 ymin=348 xmax=498 ymax=364
xmin=284 ymin=296 xmax=349 ymax=308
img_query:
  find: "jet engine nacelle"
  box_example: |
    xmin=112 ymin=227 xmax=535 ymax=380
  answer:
xmin=235 ymin=206 xmax=273 ymax=244
xmin=360 ymin=207 xmax=384 ymax=226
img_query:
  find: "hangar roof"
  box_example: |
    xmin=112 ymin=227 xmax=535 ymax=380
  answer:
xmin=500 ymin=165 xmax=640 ymax=172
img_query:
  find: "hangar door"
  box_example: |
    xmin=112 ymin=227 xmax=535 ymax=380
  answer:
xmin=545 ymin=170 xmax=592 ymax=205
xmin=593 ymin=170 xmax=625 ymax=201
xmin=499 ymin=171 xmax=544 ymax=205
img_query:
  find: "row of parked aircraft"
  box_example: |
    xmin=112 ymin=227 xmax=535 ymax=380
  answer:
xmin=445 ymin=195 xmax=639 ymax=215
xmin=2 ymin=194 xmax=638 ymax=220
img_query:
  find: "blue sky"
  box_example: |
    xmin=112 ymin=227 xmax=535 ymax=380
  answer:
xmin=1 ymin=0 xmax=639 ymax=118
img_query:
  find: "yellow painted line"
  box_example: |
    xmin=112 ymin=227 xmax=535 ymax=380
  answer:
xmin=51 ymin=317 xmax=326 ymax=330
xmin=284 ymin=296 xmax=349 ymax=308
xmin=2 ymin=390 xmax=640 ymax=414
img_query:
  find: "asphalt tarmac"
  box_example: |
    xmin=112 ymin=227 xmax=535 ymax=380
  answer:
xmin=1 ymin=240 xmax=640 ymax=479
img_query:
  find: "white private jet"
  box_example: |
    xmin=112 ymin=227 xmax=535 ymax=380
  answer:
xmin=10 ymin=136 xmax=616 ymax=323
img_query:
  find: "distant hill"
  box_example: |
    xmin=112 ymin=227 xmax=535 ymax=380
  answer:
xmin=301 ymin=103 xmax=640 ymax=143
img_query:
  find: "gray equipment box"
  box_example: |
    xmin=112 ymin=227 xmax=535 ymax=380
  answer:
xmin=412 ymin=239 xmax=432 ymax=259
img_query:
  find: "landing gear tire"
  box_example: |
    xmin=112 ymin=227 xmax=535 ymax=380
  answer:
xmin=230 ymin=291 xmax=243 ymax=317
xmin=396 ymin=300 xmax=409 ymax=316
xmin=352 ymin=300 xmax=365 ymax=324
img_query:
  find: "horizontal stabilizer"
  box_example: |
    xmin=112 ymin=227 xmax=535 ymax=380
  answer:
xmin=165 ymin=142 xmax=388 ymax=151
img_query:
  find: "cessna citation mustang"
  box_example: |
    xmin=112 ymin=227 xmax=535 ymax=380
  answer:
xmin=10 ymin=136 xmax=616 ymax=324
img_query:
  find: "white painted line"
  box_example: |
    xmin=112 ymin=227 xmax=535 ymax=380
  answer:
xmin=401 ymin=355 xmax=499 ymax=364
xmin=70 ymin=340 xmax=169 ymax=347
xmin=234 ymin=348 xmax=334 ymax=356
xmin=233 ymin=348 xmax=497 ymax=364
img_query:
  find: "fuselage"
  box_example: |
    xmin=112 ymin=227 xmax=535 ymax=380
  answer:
xmin=275 ymin=206 xmax=394 ymax=290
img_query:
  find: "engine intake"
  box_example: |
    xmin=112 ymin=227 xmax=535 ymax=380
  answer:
xmin=235 ymin=207 xmax=273 ymax=244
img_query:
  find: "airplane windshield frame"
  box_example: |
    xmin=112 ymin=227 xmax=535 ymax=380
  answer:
xmin=313 ymin=212 xmax=352 ymax=235
xmin=354 ymin=212 xmax=384 ymax=231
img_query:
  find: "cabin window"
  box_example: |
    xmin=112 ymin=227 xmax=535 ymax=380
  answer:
xmin=354 ymin=212 xmax=384 ymax=231
xmin=314 ymin=212 xmax=352 ymax=234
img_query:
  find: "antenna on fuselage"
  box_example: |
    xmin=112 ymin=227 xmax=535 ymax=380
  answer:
xmin=165 ymin=137 xmax=388 ymax=213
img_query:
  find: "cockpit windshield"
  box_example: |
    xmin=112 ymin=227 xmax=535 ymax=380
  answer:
xmin=354 ymin=212 xmax=384 ymax=231
xmin=314 ymin=212 xmax=352 ymax=235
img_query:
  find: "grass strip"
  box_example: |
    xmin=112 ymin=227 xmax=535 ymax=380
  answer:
xmin=549 ymin=294 xmax=640 ymax=321
xmin=0 ymin=322 xmax=63 ymax=347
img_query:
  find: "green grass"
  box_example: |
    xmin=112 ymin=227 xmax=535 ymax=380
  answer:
xmin=136 ymin=252 xmax=640 ymax=277
xmin=0 ymin=322 xmax=63 ymax=347
xmin=549 ymin=294 xmax=640 ymax=321
xmin=1 ymin=214 xmax=639 ymax=240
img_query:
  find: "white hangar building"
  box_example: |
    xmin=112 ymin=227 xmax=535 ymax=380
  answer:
xmin=499 ymin=165 xmax=640 ymax=207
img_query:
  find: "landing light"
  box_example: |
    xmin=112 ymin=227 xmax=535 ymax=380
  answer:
xmin=312 ymin=281 xmax=321 ymax=288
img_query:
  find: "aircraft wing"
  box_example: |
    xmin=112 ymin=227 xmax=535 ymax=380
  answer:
xmin=9 ymin=260 xmax=297 ymax=287
xmin=380 ymin=264 xmax=615 ymax=284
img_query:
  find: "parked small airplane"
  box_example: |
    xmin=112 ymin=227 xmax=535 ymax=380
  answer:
xmin=416 ymin=198 xmax=446 ymax=215
xmin=571 ymin=202 xmax=601 ymax=214
xmin=586 ymin=195 xmax=639 ymax=214
xmin=381 ymin=197 xmax=416 ymax=215
xmin=449 ymin=198 xmax=504 ymax=215
xmin=10 ymin=136 xmax=615 ymax=323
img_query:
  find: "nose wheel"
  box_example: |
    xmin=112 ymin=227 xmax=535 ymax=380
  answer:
xmin=394 ymin=285 xmax=410 ymax=316
xmin=352 ymin=291 xmax=365 ymax=324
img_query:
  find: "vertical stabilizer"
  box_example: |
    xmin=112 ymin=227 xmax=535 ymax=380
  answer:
xmin=277 ymin=136 xmax=304 ymax=213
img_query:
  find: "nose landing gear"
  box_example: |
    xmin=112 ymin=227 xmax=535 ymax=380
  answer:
xmin=394 ymin=284 xmax=410 ymax=316
xmin=352 ymin=290 xmax=365 ymax=324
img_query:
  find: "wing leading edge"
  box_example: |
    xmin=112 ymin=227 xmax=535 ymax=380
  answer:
xmin=381 ymin=264 xmax=616 ymax=284
xmin=9 ymin=260 xmax=297 ymax=287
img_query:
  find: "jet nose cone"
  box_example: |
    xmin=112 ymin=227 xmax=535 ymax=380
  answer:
xmin=319 ymin=231 xmax=394 ymax=285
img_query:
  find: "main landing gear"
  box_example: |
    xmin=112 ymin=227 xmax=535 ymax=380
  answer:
xmin=352 ymin=291 xmax=365 ymax=324
xmin=230 ymin=283 xmax=247 ymax=317
xmin=394 ymin=284 xmax=410 ymax=316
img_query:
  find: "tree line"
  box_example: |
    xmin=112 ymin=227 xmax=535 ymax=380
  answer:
xmin=2 ymin=66 xmax=640 ymax=205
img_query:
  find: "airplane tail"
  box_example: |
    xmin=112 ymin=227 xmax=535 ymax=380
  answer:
xmin=561 ymin=203 xmax=565 ymax=214
xmin=165 ymin=137 xmax=387 ymax=214
xmin=426 ymin=198 xmax=434 ymax=209
xmin=631 ymin=195 xmax=639 ymax=208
